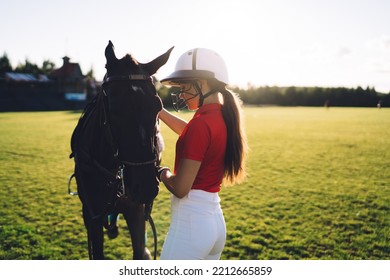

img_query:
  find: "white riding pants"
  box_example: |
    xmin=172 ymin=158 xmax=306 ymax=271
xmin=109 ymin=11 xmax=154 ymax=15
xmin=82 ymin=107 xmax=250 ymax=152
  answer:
xmin=160 ymin=190 xmax=226 ymax=260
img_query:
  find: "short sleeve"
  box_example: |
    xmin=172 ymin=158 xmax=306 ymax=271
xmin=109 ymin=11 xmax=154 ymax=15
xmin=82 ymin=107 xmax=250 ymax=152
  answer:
xmin=180 ymin=119 xmax=210 ymax=162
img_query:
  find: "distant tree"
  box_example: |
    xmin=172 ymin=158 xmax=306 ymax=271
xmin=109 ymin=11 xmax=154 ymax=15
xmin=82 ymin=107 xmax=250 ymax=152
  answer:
xmin=86 ymin=67 xmax=95 ymax=79
xmin=41 ymin=59 xmax=56 ymax=75
xmin=84 ymin=67 xmax=98 ymax=99
xmin=0 ymin=52 xmax=13 ymax=75
xmin=15 ymin=59 xmax=40 ymax=76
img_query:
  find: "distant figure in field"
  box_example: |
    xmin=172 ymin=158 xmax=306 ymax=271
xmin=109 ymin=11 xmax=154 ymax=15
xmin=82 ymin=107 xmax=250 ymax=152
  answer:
xmin=377 ymin=100 xmax=382 ymax=109
xmin=324 ymin=99 xmax=330 ymax=109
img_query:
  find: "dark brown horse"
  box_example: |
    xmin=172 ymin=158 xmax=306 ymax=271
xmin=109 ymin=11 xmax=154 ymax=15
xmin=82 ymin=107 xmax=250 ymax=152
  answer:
xmin=70 ymin=41 xmax=173 ymax=259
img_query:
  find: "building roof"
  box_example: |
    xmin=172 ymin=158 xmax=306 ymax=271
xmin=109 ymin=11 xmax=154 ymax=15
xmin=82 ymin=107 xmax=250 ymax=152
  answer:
xmin=50 ymin=56 xmax=84 ymax=78
xmin=5 ymin=72 xmax=51 ymax=82
xmin=50 ymin=63 xmax=82 ymax=77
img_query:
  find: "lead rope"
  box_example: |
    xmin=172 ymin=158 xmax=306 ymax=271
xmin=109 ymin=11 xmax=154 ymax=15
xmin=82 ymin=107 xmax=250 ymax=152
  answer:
xmin=144 ymin=202 xmax=157 ymax=260
xmin=148 ymin=214 xmax=158 ymax=260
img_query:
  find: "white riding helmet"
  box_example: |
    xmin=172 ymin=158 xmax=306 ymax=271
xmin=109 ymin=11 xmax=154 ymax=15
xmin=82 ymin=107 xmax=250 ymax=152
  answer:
xmin=161 ymin=48 xmax=229 ymax=86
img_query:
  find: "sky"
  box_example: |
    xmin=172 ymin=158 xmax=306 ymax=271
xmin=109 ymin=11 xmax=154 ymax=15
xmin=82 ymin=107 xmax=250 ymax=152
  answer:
xmin=1 ymin=0 xmax=390 ymax=93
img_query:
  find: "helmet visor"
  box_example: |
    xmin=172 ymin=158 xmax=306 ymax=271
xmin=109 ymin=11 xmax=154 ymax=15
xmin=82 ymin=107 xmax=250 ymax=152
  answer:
xmin=161 ymin=70 xmax=215 ymax=86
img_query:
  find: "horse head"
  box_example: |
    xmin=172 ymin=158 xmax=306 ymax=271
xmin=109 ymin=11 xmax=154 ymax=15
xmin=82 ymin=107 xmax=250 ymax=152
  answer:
xmin=102 ymin=40 xmax=173 ymax=204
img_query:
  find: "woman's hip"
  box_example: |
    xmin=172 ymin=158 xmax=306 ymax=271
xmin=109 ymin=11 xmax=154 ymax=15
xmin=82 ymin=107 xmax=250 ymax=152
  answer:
xmin=170 ymin=189 xmax=223 ymax=217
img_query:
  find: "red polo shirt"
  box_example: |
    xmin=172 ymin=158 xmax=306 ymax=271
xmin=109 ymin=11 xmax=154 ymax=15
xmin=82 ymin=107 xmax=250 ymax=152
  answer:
xmin=174 ymin=103 xmax=227 ymax=193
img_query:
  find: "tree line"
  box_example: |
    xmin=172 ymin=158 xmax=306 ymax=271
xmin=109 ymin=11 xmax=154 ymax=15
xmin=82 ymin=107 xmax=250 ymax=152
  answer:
xmin=231 ymin=85 xmax=389 ymax=107
xmin=2 ymin=53 xmax=388 ymax=107
xmin=157 ymin=84 xmax=389 ymax=108
xmin=0 ymin=52 xmax=56 ymax=76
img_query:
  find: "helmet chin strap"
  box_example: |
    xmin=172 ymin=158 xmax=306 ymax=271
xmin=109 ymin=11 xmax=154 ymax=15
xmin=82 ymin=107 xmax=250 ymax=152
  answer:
xmin=193 ymin=82 xmax=218 ymax=108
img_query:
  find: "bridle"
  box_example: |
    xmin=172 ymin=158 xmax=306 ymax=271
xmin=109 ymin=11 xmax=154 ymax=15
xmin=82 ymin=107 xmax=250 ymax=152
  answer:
xmin=99 ymin=73 xmax=160 ymax=199
xmin=101 ymin=73 xmax=158 ymax=169
xmin=95 ymin=74 xmax=157 ymax=203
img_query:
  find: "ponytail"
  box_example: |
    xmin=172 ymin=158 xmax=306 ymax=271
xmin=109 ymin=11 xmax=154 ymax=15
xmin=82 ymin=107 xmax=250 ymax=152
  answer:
xmin=220 ymin=87 xmax=248 ymax=185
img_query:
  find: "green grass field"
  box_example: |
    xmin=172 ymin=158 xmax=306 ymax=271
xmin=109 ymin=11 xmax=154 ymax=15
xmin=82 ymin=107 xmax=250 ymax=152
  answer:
xmin=0 ymin=107 xmax=389 ymax=259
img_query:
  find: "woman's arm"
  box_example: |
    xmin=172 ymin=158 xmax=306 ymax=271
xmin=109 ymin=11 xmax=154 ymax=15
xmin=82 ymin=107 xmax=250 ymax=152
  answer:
xmin=160 ymin=158 xmax=201 ymax=198
xmin=158 ymin=108 xmax=188 ymax=135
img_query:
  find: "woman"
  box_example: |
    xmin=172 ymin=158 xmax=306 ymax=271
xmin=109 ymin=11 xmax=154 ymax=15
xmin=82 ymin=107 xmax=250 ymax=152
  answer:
xmin=157 ymin=48 xmax=247 ymax=260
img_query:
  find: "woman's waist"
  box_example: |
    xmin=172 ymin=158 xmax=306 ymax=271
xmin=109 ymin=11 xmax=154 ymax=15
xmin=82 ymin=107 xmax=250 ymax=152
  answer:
xmin=187 ymin=189 xmax=220 ymax=202
xmin=171 ymin=190 xmax=222 ymax=214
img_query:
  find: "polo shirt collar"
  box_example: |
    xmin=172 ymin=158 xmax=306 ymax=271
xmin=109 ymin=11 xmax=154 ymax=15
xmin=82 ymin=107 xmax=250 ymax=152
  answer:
xmin=196 ymin=103 xmax=222 ymax=115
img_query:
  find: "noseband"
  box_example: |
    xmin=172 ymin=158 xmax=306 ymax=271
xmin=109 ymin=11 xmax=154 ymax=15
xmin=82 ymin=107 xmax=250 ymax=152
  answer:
xmin=103 ymin=74 xmax=151 ymax=88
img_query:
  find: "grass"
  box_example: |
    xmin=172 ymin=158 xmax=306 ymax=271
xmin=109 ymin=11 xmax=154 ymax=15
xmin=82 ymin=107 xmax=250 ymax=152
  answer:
xmin=0 ymin=107 xmax=389 ymax=259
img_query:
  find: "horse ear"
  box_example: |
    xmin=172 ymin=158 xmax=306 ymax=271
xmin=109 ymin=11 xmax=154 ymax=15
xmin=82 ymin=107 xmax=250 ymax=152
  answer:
xmin=105 ymin=40 xmax=117 ymax=63
xmin=142 ymin=46 xmax=174 ymax=75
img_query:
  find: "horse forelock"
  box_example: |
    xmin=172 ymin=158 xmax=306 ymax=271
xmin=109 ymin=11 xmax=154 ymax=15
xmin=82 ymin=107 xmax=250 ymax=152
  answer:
xmin=105 ymin=55 xmax=139 ymax=78
xmin=122 ymin=54 xmax=139 ymax=65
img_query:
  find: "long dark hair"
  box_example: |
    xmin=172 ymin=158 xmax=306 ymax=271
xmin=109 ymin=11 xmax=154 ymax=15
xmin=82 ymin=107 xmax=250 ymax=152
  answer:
xmin=212 ymin=81 xmax=247 ymax=185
